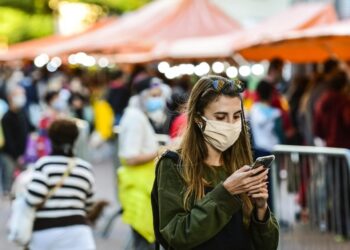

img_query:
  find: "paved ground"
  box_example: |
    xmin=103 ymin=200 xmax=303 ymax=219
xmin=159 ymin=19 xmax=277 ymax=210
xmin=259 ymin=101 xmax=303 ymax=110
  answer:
xmin=0 ymin=149 xmax=130 ymax=250
xmin=1 ymin=149 xmax=350 ymax=250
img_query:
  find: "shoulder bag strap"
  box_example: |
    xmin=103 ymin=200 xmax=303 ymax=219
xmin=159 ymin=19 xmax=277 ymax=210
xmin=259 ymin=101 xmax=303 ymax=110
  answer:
xmin=36 ymin=158 xmax=76 ymax=209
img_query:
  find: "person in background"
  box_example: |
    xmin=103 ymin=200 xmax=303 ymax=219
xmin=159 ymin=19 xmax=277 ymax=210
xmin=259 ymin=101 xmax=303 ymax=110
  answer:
xmin=300 ymin=59 xmax=340 ymax=146
xmin=106 ymin=70 xmax=130 ymax=125
xmin=313 ymin=70 xmax=350 ymax=239
xmin=142 ymin=80 xmax=170 ymax=135
xmin=250 ymin=81 xmax=284 ymax=211
xmin=286 ymin=75 xmax=310 ymax=145
xmin=0 ymin=95 xmax=9 ymax=195
xmin=287 ymin=75 xmax=310 ymax=145
xmin=89 ymin=83 xmax=114 ymax=149
xmin=132 ymin=76 xmax=170 ymax=135
xmin=41 ymin=90 xmax=68 ymax=127
xmin=308 ymin=59 xmax=340 ymax=119
xmin=250 ymin=81 xmax=284 ymax=153
xmin=260 ymin=58 xmax=285 ymax=98
xmin=154 ymin=76 xmax=279 ymax=249
xmin=24 ymin=119 xmax=95 ymax=250
xmin=257 ymin=58 xmax=294 ymax=142
xmin=69 ymin=92 xmax=94 ymax=129
xmin=26 ymin=69 xmax=49 ymax=129
xmin=117 ymin=78 xmax=169 ymax=250
xmin=20 ymin=66 xmax=39 ymax=107
xmin=297 ymin=71 xmax=323 ymax=145
xmin=1 ymin=85 xmax=30 ymax=194
xmin=167 ymin=92 xmax=188 ymax=139
xmin=314 ymin=70 xmax=350 ymax=148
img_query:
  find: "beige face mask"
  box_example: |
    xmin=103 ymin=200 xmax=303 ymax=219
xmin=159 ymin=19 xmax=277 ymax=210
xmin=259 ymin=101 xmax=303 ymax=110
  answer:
xmin=201 ymin=116 xmax=242 ymax=152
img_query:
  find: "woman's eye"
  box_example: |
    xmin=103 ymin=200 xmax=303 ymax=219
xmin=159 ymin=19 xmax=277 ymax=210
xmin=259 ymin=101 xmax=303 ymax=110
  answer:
xmin=215 ymin=116 xmax=225 ymax=121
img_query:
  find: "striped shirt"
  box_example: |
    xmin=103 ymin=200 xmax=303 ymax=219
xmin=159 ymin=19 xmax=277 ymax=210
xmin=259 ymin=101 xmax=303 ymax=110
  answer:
xmin=25 ymin=155 xmax=95 ymax=230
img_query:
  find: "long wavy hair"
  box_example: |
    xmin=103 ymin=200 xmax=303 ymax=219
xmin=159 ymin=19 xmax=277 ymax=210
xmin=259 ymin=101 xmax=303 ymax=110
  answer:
xmin=180 ymin=75 xmax=253 ymax=223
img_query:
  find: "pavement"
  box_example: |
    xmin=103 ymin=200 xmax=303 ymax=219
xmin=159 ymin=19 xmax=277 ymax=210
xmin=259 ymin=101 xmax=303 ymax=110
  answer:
xmin=1 ymin=147 xmax=350 ymax=250
xmin=0 ymin=148 xmax=130 ymax=250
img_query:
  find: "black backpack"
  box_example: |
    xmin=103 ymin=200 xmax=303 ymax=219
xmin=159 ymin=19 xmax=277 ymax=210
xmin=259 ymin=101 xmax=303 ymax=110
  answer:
xmin=151 ymin=150 xmax=181 ymax=250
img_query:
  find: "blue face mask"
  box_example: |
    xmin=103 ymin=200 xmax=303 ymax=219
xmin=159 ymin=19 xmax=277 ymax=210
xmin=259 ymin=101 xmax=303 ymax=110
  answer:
xmin=145 ymin=97 xmax=165 ymax=113
xmin=52 ymin=99 xmax=67 ymax=111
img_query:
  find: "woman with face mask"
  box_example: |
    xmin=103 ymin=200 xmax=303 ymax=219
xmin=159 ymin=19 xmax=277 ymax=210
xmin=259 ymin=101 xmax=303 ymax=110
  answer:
xmin=153 ymin=75 xmax=279 ymax=250
xmin=117 ymin=78 xmax=164 ymax=250
xmin=142 ymin=84 xmax=168 ymax=134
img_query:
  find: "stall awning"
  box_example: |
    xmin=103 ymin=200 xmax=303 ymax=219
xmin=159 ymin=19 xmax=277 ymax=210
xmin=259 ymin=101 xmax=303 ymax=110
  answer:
xmin=238 ymin=19 xmax=350 ymax=63
xmin=40 ymin=0 xmax=241 ymax=57
xmin=151 ymin=3 xmax=338 ymax=61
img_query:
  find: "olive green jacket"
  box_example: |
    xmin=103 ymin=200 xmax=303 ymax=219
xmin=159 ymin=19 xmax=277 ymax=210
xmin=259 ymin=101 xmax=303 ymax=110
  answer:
xmin=157 ymin=157 xmax=279 ymax=250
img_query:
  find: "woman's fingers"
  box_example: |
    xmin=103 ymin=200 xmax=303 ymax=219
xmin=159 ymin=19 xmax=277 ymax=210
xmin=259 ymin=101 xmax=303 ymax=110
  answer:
xmin=247 ymin=182 xmax=267 ymax=192
xmin=241 ymin=169 xmax=268 ymax=188
xmin=236 ymin=165 xmax=252 ymax=173
xmin=249 ymin=166 xmax=265 ymax=176
xmin=248 ymin=187 xmax=269 ymax=196
xmin=249 ymin=193 xmax=269 ymax=199
xmin=247 ymin=183 xmax=268 ymax=194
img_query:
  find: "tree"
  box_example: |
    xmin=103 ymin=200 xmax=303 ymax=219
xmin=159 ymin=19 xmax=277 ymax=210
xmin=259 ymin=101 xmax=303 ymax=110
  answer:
xmin=0 ymin=0 xmax=152 ymax=44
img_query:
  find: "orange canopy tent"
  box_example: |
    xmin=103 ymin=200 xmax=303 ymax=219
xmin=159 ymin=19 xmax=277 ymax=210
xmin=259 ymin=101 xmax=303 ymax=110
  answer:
xmin=0 ymin=18 xmax=116 ymax=61
xmin=39 ymin=0 xmax=241 ymax=57
xmin=238 ymin=19 xmax=350 ymax=63
xmin=150 ymin=2 xmax=338 ymax=61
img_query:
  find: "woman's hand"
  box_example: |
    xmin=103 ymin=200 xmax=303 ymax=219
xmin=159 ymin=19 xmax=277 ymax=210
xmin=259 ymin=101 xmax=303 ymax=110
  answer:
xmin=249 ymin=184 xmax=269 ymax=221
xmin=223 ymin=165 xmax=268 ymax=195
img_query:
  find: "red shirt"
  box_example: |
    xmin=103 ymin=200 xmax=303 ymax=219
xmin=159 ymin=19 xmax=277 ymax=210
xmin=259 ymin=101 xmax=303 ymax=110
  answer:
xmin=169 ymin=114 xmax=187 ymax=139
xmin=314 ymin=91 xmax=350 ymax=148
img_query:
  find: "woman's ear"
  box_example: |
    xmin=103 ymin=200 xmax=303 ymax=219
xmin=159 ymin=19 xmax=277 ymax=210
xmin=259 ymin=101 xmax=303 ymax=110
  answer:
xmin=194 ymin=113 xmax=205 ymax=130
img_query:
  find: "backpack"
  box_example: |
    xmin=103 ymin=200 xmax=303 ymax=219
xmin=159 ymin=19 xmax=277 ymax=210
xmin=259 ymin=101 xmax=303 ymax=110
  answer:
xmin=151 ymin=150 xmax=181 ymax=250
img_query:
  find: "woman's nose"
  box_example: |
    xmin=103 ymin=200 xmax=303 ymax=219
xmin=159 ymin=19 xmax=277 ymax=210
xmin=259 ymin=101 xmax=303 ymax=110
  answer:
xmin=227 ymin=117 xmax=234 ymax=124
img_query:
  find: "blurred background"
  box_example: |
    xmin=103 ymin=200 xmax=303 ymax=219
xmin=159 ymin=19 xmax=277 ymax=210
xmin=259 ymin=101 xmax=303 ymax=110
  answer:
xmin=0 ymin=0 xmax=350 ymax=249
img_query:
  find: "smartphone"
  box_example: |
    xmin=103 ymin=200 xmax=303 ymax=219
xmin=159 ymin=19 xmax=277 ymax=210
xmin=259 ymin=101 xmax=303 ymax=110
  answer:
xmin=251 ymin=155 xmax=275 ymax=169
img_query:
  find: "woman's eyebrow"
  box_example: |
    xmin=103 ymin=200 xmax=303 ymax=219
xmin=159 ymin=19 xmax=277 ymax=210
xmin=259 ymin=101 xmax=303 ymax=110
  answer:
xmin=214 ymin=112 xmax=228 ymax=115
xmin=214 ymin=110 xmax=242 ymax=115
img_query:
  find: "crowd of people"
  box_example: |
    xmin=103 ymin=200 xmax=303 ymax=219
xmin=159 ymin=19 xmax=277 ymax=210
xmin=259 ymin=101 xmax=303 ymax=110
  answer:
xmin=250 ymin=58 xmax=350 ymax=151
xmin=0 ymin=56 xmax=349 ymax=249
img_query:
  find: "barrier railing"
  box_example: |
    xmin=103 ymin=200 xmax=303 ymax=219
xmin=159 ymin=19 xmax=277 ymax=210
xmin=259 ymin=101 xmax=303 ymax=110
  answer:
xmin=272 ymin=145 xmax=350 ymax=239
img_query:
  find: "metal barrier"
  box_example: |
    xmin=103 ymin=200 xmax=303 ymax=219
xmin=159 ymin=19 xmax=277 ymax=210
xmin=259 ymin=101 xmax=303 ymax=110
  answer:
xmin=272 ymin=145 xmax=350 ymax=239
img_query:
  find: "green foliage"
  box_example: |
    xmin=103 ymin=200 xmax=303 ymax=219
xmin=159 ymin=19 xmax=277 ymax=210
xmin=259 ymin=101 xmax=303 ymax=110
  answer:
xmin=0 ymin=0 xmax=51 ymax=14
xmin=0 ymin=0 xmax=152 ymax=14
xmin=0 ymin=0 xmax=151 ymax=44
xmin=73 ymin=0 xmax=152 ymax=13
xmin=0 ymin=7 xmax=53 ymax=44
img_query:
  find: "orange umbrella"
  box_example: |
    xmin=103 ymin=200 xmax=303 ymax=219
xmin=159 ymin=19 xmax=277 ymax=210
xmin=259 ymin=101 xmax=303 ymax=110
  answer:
xmin=238 ymin=19 xmax=350 ymax=63
xmin=151 ymin=2 xmax=338 ymax=61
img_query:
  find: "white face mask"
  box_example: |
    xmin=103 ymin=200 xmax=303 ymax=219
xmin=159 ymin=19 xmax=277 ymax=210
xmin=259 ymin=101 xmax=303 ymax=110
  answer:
xmin=201 ymin=116 xmax=242 ymax=152
xmin=12 ymin=95 xmax=26 ymax=108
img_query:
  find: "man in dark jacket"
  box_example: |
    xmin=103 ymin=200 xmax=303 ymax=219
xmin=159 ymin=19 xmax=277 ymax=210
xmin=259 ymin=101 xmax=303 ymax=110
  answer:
xmin=1 ymin=85 xmax=30 ymax=194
